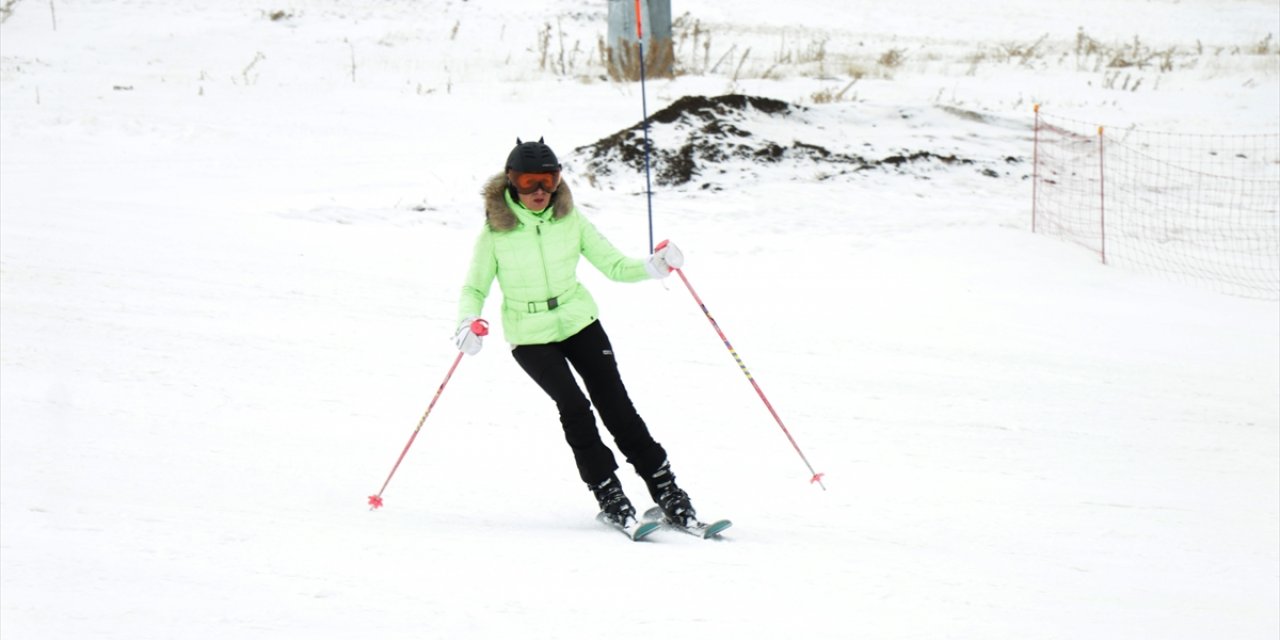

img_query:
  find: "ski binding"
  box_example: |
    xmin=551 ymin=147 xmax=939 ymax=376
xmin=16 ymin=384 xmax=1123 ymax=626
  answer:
xmin=643 ymin=506 xmax=733 ymax=539
xmin=597 ymin=512 xmax=662 ymax=541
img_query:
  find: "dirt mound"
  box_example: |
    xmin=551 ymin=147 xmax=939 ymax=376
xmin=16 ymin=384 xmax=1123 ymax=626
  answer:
xmin=573 ymin=94 xmax=976 ymax=189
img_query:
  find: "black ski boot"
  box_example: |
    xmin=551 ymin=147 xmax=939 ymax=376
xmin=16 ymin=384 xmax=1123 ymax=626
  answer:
xmin=589 ymin=474 xmax=637 ymax=527
xmin=645 ymin=460 xmax=696 ymax=527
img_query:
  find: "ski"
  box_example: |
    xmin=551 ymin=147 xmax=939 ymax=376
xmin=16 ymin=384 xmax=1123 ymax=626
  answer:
xmin=597 ymin=512 xmax=662 ymax=541
xmin=643 ymin=506 xmax=733 ymax=539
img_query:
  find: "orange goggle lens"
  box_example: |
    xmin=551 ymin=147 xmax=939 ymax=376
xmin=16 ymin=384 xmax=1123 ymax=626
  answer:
xmin=510 ymin=171 xmax=560 ymax=194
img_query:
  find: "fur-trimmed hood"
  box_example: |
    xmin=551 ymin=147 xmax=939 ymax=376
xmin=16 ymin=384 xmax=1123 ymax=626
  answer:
xmin=481 ymin=173 xmax=575 ymax=231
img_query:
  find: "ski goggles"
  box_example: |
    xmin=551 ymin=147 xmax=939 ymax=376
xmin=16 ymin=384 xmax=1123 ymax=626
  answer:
xmin=509 ymin=170 xmax=560 ymax=194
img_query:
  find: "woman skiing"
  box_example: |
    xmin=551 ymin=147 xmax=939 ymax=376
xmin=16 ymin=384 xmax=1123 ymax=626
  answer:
xmin=453 ymin=138 xmax=696 ymax=531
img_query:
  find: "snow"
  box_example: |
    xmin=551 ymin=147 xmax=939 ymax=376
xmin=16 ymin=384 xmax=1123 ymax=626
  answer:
xmin=2 ymin=1 xmax=1278 ymax=639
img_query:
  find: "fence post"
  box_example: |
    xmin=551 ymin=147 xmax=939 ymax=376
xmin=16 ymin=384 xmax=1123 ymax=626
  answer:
xmin=1098 ymin=125 xmax=1107 ymax=265
xmin=606 ymin=0 xmax=673 ymax=80
xmin=1032 ymin=104 xmax=1041 ymax=233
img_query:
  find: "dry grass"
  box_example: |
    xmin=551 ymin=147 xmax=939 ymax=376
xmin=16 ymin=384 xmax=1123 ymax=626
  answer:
xmin=510 ymin=13 xmax=1278 ymax=97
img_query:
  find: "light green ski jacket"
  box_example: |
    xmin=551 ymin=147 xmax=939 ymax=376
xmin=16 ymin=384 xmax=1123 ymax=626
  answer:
xmin=458 ymin=174 xmax=650 ymax=346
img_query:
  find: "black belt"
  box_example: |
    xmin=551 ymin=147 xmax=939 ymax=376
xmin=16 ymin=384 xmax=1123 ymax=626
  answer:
xmin=526 ymin=297 xmax=559 ymax=313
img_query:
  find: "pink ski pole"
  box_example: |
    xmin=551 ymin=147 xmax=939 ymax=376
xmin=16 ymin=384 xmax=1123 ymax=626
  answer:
xmin=368 ymin=319 xmax=489 ymax=509
xmin=671 ymin=267 xmax=826 ymax=490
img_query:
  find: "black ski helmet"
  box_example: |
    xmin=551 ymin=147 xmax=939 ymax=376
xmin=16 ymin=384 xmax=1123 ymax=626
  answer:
xmin=506 ymin=137 xmax=561 ymax=173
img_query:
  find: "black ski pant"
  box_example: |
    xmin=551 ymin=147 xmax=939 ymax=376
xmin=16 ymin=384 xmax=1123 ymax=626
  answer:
xmin=511 ymin=320 xmax=668 ymax=487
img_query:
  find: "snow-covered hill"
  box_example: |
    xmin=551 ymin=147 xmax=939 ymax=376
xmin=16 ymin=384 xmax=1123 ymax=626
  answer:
xmin=2 ymin=1 xmax=1277 ymax=639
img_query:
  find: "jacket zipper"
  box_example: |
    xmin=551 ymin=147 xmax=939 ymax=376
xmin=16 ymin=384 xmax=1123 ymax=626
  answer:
xmin=535 ymin=224 xmax=554 ymax=304
xmin=533 ymin=223 xmax=566 ymax=336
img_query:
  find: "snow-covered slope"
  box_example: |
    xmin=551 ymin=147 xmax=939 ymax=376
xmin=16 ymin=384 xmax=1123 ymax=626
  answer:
xmin=2 ymin=1 xmax=1277 ymax=639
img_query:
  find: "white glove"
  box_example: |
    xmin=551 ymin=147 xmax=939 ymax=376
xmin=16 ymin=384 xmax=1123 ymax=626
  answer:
xmin=644 ymin=240 xmax=684 ymax=279
xmin=453 ymin=317 xmax=488 ymax=355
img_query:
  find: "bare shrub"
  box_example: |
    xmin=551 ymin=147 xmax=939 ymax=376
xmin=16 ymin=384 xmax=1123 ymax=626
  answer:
xmin=878 ymin=48 xmax=906 ymax=68
xmin=1251 ymin=33 xmax=1274 ymax=55
xmin=997 ymin=34 xmax=1048 ymax=66
xmin=811 ymin=78 xmax=857 ymax=104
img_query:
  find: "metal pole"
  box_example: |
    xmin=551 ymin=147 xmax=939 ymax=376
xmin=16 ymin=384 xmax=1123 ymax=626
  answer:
xmin=634 ymin=0 xmax=656 ymax=252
